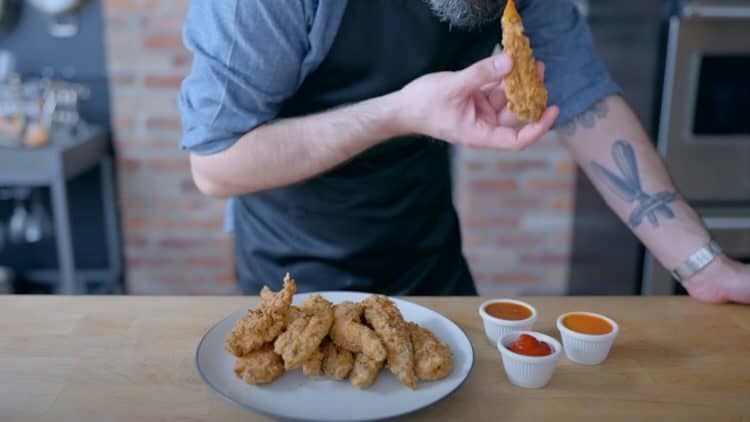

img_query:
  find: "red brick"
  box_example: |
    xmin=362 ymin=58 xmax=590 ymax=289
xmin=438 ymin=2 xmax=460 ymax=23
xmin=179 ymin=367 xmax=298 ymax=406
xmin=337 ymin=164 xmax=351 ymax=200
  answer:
xmin=103 ymin=0 xmax=159 ymax=12
xmin=217 ymin=272 xmax=236 ymax=285
xmin=111 ymin=73 xmax=136 ymax=86
xmin=527 ymin=179 xmax=573 ymax=192
xmin=552 ymin=197 xmax=575 ymax=212
xmin=460 ymin=217 xmax=518 ymax=229
xmin=143 ymin=34 xmax=184 ymax=50
xmin=113 ymin=117 xmax=135 ymax=130
xmin=466 ymin=161 xmax=486 ymax=171
xmin=493 ymin=195 xmax=543 ymax=210
xmin=141 ymin=14 xmax=184 ymax=32
xmin=121 ymin=197 xmax=204 ymax=213
xmin=125 ymin=235 xmax=148 ymax=248
xmin=126 ymin=256 xmax=175 ymax=268
xmin=118 ymin=158 xmax=141 ymax=171
xmin=157 ymin=272 xmax=210 ymax=285
xmin=494 ymin=160 xmax=547 ymax=173
xmin=148 ymin=158 xmax=189 ymax=171
xmin=555 ymin=160 xmax=578 ymax=175
xmin=490 ymin=272 xmax=541 ymax=284
xmin=496 ymin=233 xmax=543 ymax=247
xmin=122 ymin=216 xmax=175 ymax=232
xmin=461 ymin=197 xmax=491 ymax=214
xmin=146 ymin=117 xmax=181 ymax=131
xmin=461 ymin=232 xmax=486 ymax=247
xmin=180 ymin=178 xmax=199 ymax=194
xmin=520 ymin=253 xmax=568 ymax=265
xmin=182 ymin=219 xmax=223 ymax=230
xmin=471 ymin=272 xmax=492 ymax=283
xmin=552 ymin=233 xmax=572 ymax=247
xmin=186 ymin=256 xmax=228 ymax=267
xmin=214 ymin=237 xmax=234 ymax=249
xmin=159 ymin=238 xmax=204 ymax=249
xmin=469 ymin=179 xmax=518 ymax=193
xmin=144 ymin=74 xmax=184 ymax=89
xmin=172 ymin=53 xmax=192 ymax=67
xmin=106 ymin=14 xmax=129 ymax=28
xmin=115 ymin=138 xmax=175 ymax=150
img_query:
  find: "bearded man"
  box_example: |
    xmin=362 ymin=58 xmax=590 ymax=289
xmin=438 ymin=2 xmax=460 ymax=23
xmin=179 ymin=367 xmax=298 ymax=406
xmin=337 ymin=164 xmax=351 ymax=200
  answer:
xmin=179 ymin=0 xmax=750 ymax=303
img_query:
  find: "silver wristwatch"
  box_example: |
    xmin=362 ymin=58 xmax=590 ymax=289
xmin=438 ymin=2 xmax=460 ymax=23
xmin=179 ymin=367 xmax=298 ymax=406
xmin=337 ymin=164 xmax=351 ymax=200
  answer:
xmin=670 ymin=241 xmax=722 ymax=283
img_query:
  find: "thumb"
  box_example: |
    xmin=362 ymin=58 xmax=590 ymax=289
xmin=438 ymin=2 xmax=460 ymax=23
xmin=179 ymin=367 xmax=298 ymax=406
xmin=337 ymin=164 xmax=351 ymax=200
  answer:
xmin=454 ymin=54 xmax=512 ymax=93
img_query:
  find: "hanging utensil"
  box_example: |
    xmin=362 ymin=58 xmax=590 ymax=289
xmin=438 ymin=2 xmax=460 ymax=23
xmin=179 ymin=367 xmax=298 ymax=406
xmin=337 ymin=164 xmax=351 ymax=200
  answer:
xmin=27 ymin=0 xmax=87 ymax=38
xmin=24 ymin=189 xmax=47 ymax=243
xmin=8 ymin=194 xmax=28 ymax=243
xmin=0 ymin=216 xmax=6 ymax=252
xmin=0 ymin=0 xmax=21 ymax=36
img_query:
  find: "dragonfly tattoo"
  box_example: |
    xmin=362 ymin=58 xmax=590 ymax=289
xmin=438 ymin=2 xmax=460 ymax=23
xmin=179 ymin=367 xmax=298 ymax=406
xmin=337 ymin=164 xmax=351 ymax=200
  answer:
xmin=592 ymin=140 xmax=678 ymax=229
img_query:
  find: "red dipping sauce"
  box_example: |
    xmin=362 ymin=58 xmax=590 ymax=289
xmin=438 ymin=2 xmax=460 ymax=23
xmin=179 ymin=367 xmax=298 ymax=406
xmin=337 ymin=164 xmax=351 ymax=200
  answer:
xmin=507 ymin=334 xmax=553 ymax=357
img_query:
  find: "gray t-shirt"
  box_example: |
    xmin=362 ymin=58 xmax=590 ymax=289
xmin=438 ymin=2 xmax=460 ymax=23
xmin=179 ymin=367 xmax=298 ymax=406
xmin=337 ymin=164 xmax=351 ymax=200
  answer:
xmin=178 ymin=0 xmax=621 ymax=229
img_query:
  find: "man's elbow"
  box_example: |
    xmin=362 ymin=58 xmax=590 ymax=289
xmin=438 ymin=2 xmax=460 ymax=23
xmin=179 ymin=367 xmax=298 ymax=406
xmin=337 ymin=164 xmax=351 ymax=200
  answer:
xmin=190 ymin=155 xmax=233 ymax=198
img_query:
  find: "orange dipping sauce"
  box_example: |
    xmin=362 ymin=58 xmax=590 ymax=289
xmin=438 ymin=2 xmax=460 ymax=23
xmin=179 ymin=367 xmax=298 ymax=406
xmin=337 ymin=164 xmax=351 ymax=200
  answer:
xmin=507 ymin=334 xmax=553 ymax=357
xmin=485 ymin=302 xmax=532 ymax=321
xmin=563 ymin=313 xmax=613 ymax=335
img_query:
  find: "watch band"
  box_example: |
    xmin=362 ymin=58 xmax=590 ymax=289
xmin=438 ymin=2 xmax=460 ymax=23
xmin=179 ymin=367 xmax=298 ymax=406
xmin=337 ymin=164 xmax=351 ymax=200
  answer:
xmin=670 ymin=241 xmax=722 ymax=283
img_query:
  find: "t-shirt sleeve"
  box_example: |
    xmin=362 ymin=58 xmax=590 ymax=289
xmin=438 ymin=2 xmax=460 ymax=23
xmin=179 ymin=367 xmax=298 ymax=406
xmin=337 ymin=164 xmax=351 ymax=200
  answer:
xmin=178 ymin=0 xmax=311 ymax=155
xmin=517 ymin=0 xmax=622 ymax=126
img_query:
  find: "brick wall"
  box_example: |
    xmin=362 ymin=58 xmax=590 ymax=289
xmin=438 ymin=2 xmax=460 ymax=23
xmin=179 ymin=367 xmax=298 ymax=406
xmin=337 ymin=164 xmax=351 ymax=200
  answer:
xmin=455 ymin=138 xmax=574 ymax=297
xmin=104 ymin=0 xmax=237 ymax=294
xmin=103 ymin=0 xmax=573 ymax=296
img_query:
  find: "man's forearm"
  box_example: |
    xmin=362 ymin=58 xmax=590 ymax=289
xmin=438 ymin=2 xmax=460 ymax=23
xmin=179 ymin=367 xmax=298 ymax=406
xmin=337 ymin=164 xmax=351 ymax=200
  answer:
xmin=558 ymin=95 xmax=710 ymax=270
xmin=190 ymin=92 xmax=406 ymax=197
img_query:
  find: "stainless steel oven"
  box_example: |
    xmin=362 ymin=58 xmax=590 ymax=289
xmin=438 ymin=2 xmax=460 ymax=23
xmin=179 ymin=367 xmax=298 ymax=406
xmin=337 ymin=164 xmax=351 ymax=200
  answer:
xmin=643 ymin=0 xmax=750 ymax=294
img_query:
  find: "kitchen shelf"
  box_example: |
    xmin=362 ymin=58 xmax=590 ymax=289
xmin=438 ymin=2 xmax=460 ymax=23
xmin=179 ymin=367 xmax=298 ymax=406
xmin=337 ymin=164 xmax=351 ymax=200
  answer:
xmin=0 ymin=126 xmax=122 ymax=294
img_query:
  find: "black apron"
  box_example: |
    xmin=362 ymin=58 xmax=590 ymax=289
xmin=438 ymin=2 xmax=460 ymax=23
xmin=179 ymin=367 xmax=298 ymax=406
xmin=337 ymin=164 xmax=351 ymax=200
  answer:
xmin=234 ymin=0 xmax=498 ymax=295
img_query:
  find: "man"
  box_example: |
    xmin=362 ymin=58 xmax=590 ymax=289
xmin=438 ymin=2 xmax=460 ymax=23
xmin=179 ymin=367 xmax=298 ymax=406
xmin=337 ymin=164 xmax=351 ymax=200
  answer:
xmin=179 ymin=0 xmax=749 ymax=302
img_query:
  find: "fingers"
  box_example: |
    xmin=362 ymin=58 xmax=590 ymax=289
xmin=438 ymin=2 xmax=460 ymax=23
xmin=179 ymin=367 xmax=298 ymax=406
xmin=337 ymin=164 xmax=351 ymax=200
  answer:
xmin=487 ymin=83 xmax=507 ymax=111
xmin=454 ymin=54 xmax=512 ymax=94
xmin=516 ymin=105 xmax=560 ymax=146
xmin=536 ymin=61 xmax=545 ymax=82
xmin=499 ymin=107 xmax=522 ymax=127
xmin=471 ymin=105 xmax=559 ymax=151
xmin=473 ymin=93 xmax=499 ymax=125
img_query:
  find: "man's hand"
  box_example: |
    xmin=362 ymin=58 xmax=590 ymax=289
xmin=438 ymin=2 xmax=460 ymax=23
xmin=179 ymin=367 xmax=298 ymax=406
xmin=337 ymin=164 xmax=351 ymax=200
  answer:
xmin=397 ymin=54 xmax=559 ymax=151
xmin=682 ymin=256 xmax=750 ymax=304
xmin=189 ymin=54 xmax=560 ymax=197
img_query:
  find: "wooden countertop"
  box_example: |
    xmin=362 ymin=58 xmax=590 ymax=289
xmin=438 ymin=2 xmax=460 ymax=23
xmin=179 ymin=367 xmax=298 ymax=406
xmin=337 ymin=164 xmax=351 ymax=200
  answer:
xmin=1 ymin=296 xmax=748 ymax=421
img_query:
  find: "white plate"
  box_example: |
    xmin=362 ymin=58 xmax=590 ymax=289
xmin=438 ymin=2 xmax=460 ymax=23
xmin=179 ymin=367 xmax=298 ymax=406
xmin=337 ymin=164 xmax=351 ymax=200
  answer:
xmin=196 ymin=291 xmax=474 ymax=421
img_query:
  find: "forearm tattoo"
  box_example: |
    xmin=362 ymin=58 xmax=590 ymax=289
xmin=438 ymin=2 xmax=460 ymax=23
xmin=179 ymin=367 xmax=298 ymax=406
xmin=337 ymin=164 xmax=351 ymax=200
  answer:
xmin=558 ymin=98 xmax=610 ymax=137
xmin=591 ymin=140 xmax=678 ymax=229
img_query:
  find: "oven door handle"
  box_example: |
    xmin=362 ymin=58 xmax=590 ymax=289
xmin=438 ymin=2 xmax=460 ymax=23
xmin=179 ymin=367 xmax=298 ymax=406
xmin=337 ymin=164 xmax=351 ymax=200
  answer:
xmin=682 ymin=5 xmax=750 ymax=19
xmin=703 ymin=217 xmax=750 ymax=230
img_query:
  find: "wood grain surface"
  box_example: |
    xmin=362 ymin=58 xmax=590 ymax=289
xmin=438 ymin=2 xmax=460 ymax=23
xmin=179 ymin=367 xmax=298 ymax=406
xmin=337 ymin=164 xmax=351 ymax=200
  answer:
xmin=1 ymin=296 xmax=748 ymax=421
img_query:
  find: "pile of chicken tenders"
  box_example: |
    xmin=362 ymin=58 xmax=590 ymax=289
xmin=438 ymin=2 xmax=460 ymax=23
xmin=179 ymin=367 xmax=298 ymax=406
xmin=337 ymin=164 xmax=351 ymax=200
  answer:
xmin=225 ymin=274 xmax=453 ymax=389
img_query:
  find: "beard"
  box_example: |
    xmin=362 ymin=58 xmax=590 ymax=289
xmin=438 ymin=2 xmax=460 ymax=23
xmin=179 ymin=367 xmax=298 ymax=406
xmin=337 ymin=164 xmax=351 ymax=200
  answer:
xmin=424 ymin=0 xmax=505 ymax=29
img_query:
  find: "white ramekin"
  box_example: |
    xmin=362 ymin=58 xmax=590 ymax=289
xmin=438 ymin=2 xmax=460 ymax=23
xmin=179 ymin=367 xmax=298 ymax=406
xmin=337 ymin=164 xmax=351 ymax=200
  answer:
xmin=497 ymin=331 xmax=562 ymax=389
xmin=556 ymin=312 xmax=619 ymax=365
xmin=478 ymin=299 xmax=538 ymax=345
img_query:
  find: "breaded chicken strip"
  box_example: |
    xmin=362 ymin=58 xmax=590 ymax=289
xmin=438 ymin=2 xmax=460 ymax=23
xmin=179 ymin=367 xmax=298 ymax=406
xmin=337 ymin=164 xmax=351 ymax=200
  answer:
xmin=286 ymin=305 xmax=302 ymax=326
xmin=233 ymin=344 xmax=285 ymax=385
xmin=330 ymin=301 xmax=386 ymax=362
xmin=502 ymin=0 xmax=548 ymax=122
xmin=302 ymin=345 xmax=324 ymax=377
xmin=349 ymin=353 xmax=383 ymax=389
xmin=362 ymin=295 xmax=416 ymax=389
xmin=408 ymin=322 xmax=453 ymax=381
xmin=225 ymin=275 xmax=296 ymax=357
xmin=321 ymin=339 xmax=354 ymax=380
xmin=274 ymin=295 xmax=333 ymax=370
